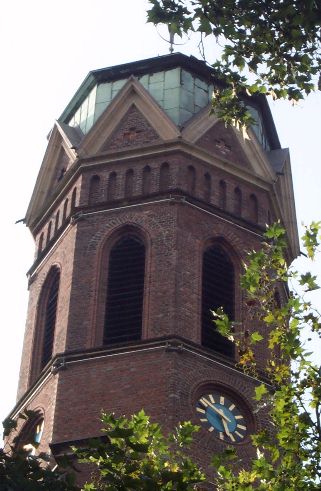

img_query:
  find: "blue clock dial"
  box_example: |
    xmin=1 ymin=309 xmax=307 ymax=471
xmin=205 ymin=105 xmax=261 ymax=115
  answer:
xmin=196 ymin=392 xmax=247 ymax=443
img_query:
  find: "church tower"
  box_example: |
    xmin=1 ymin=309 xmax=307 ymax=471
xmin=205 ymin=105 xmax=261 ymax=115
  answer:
xmin=11 ymin=54 xmax=298 ymax=469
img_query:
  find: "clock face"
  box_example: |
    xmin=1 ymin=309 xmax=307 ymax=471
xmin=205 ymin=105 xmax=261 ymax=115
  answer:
xmin=196 ymin=391 xmax=248 ymax=443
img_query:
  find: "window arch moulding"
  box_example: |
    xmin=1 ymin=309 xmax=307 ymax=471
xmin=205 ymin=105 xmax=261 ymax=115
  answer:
xmin=91 ymin=224 xmax=151 ymax=348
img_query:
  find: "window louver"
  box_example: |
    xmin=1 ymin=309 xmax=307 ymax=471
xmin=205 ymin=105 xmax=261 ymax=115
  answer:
xmin=202 ymin=245 xmax=234 ymax=357
xmin=104 ymin=236 xmax=145 ymax=344
xmin=41 ymin=270 xmax=60 ymax=368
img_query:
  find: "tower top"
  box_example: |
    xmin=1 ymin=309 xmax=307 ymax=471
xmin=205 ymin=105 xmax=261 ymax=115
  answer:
xmin=59 ymin=53 xmax=280 ymax=151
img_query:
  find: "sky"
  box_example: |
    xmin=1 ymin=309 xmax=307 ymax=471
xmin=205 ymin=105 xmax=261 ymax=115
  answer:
xmin=0 ymin=0 xmax=320 ymax=438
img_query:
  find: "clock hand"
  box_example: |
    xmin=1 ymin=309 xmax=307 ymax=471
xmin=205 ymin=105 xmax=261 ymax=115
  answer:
xmin=203 ymin=399 xmax=232 ymax=423
xmin=222 ymin=418 xmax=231 ymax=437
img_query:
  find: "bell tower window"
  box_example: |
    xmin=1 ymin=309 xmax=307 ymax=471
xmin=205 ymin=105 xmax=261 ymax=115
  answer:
xmin=104 ymin=235 xmax=145 ymax=345
xmin=201 ymin=244 xmax=235 ymax=357
xmin=40 ymin=268 xmax=60 ymax=369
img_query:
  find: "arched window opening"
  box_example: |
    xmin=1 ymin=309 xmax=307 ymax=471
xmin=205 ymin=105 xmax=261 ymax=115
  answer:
xmin=187 ymin=165 xmax=196 ymax=194
xmin=159 ymin=162 xmax=170 ymax=191
xmin=234 ymin=187 xmax=242 ymax=217
xmin=202 ymin=244 xmax=235 ymax=357
xmin=142 ymin=165 xmax=152 ymax=195
xmin=89 ymin=175 xmax=101 ymax=205
xmin=71 ymin=187 xmax=77 ymax=211
xmin=38 ymin=233 xmax=44 ymax=257
xmin=104 ymin=236 xmax=145 ymax=345
xmin=17 ymin=416 xmax=44 ymax=455
xmin=46 ymin=221 xmax=52 ymax=246
xmin=63 ymin=199 xmax=69 ymax=221
xmin=219 ymin=180 xmax=227 ymax=210
xmin=249 ymin=194 xmax=259 ymax=223
xmin=40 ymin=268 xmax=60 ymax=369
xmin=204 ymin=172 xmax=211 ymax=202
xmin=125 ymin=169 xmax=134 ymax=198
xmin=107 ymin=172 xmax=117 ymax=200
xmin=54 ymin=211 xmax=60 ymax=233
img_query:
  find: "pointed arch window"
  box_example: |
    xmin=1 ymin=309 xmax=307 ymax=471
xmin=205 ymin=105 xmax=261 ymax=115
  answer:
xmin=54 ymin=211 xmax=60 ymax=233
xmin=40 ymin=267 xmax=60 ymax=369
xmin=46 ymin=221 xmax=52 ymax=246
xmin=202 ymin=244 xmax=234 ymax=357
xmin=104 ymin=236 xmax=145 ymax=345
xmin=219 ymin=180 xmax=227 ymax=210
xmin=159 ymin=162 xmax=170 ymax=191
xmin=107 ymin=172 xmax=117 ymax=200
xmin=63 ymin=199 xmax=69 ymax=221
xmin=125 ymin=169 xmax=134 ymax=198
xmin=142 ymin=165 xmax=152 ymax=195
xmin=89 ymin=175 xmax=101 ymax=205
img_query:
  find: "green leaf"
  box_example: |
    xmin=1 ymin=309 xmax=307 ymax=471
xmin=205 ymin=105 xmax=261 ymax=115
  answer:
xmin=254 ymin=384 xmax=268 ymax=401
xmin=251 ymin=331 xmax=264 ymax=343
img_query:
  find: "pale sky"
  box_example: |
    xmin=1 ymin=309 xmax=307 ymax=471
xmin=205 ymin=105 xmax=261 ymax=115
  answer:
xmin=0 ymin=0 xmax=320 ymax=437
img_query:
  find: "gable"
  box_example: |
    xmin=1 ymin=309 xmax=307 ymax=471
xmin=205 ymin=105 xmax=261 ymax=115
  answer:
xmin=101 ymin=104 xmax=161 ymax=152
xmin=196 ymin=121 xmax=251 ymax=170
xmin=25 ymin=123 xmax=78 ymax=227
xmin=78 ymin=76 xmax=180 ymax=157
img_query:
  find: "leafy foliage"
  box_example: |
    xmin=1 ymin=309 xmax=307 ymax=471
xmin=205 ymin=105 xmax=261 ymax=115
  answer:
xmin=75 ymin=410 xmax=205 ymax=490
xmin=147 ymin=0 xmax=321 ymax=125
xmin=1 ymin=412 xmax=78 ymax=491
xmin=212 ymin=222 xmax=321 ymax=490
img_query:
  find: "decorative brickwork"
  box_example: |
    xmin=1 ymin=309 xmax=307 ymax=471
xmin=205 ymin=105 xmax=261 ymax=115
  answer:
xmin=102 ymin=105 xmax=161 ymax=151
xmin=196 ymin=121 xmax=251 ymax=169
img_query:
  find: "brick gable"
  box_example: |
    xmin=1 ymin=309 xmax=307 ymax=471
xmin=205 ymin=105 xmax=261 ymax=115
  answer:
xmin=102 ymin=104 xmax=161 ymax=151
xmin=196 ymin=121 xmax=251 ymax=169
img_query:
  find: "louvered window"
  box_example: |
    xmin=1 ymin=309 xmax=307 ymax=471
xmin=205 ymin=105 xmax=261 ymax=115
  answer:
xmin=202 ymin=245 xmax=234 ymax=357
xmin=41 ymin=269 xmax=60 ymax=368
xmin=104 ymin=236 xmax=145 ymax=344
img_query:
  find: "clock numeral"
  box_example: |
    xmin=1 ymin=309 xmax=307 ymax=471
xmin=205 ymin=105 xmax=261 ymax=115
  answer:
xmin=229 ymin=403 xmax=235 ymax=411
xmin=209 ymin=394 xmax=215 ymax=403
xmin=236 ymin=424 xmax=247 ymax=431
xmin=220 ymin=396 xmax=225 ymax=405
xmin=235 ymin=431 xmax=245 ymax=439
xmin=219 ymin=432 xmax=224 ymax=440
xmin=197 ymin=407 xmax=206 ymax=414
xmin=235 ymin=415 xmax=243 ymax=420
xmin=208 ymin=426 xmax=214 ymax=432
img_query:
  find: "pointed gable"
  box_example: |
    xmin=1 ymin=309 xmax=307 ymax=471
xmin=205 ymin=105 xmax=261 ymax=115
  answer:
xmin=102 ymin=104 xmax=161 ymax=152
xmin=196 ymin=121 xmax=251 ymax=169
xmin=78 ymin=77 xmax=180 ymax=157
xmin=25 ymin=123 xmax=79 ymax=227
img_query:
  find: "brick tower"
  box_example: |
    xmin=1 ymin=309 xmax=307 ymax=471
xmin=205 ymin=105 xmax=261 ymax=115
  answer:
xmin=11 ymin=54 xmax=298 ymax=469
